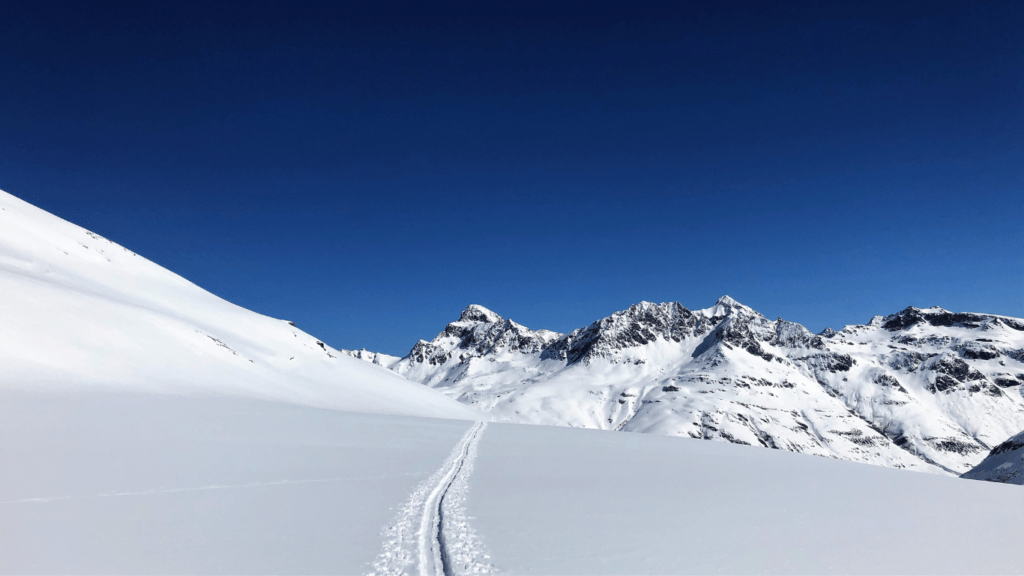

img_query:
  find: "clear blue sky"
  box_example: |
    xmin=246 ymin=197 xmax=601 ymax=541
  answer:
xmin=1 ymin=1 xmax=1021 ymax=355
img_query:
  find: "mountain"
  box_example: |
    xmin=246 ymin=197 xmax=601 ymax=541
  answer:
xmin=0 ymin=188 xmax=476 ymax=421
xmin=3 ymin=187 xmax=1020 ymax=573
xmin=340 ymin=348 xmax=402 ymax=368
xmin=350 ymin=298 xmax=1024 ymax=475
xmin=962 ymin=430 xmax=1024 ymax=485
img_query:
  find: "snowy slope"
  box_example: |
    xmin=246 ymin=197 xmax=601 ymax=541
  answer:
xmin=0 ymin=188 xmax=476 ymax=420
xmin=355 ymin=299 xmax=1024 ymax=474
xmin=3 ymin=391 xmax=1022 ymax=574
xmin=962 ymin=429 xmax=1024 ymax=485
xmin=2 ymin=187 xmax=1021 ymax=573
xmin=341 ymin=347 xmax=402 ymax=368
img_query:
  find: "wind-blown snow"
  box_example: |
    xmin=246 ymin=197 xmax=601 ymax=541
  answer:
xmin=0 ymin=188 xmax=476 ymax=420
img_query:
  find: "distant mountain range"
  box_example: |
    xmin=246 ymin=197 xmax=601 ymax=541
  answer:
xmin=344 ymin=297 xmax=1024 ymax=476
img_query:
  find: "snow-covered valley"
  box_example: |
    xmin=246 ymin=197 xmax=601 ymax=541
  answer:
xmin=3 ymin=391 xmax=1022 ymax=575
xmin=2 ymin=187 xmax=1022 ymax=574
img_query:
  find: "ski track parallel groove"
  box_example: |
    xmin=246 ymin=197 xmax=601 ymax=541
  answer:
xmin=369 ymin=421 xmax=491 ymax=576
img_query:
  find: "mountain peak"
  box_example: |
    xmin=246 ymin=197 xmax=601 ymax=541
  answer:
xmin=458 ymin=304 xmax=502 ymax=324
xmin=716 ymin=295 xmax=741 ymax=307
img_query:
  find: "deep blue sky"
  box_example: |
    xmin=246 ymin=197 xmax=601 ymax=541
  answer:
xmin=1 ymin=1 xmax=1021 ymax=355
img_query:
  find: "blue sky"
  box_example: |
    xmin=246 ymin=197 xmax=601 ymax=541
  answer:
xmin=1 ymin=1 xmax=1021 ymax=355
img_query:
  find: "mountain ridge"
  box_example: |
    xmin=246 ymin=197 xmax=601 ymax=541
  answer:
xmin=343 ymin=297 xmax=1024 ymax=475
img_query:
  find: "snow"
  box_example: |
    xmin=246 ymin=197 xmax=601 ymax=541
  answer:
xmin=359 ymin=297 xmax=1024 ymax=475
xmin=962 ymin=430 xmax=1024 ymax=485
xmin=0 ymin=391 xmax=472 ymax=574
xmin=2 ymin=391 xmax=1021 ymax=574
xmin=2 ymin=187 xmax=1022 ymax=574
xmin=342 ymin=347 xmax=403 ymax=369
xmin=469 ymin=423 xmax=1024 ymax=575
xmin=0 ymin=188 xmax=476 ymax=420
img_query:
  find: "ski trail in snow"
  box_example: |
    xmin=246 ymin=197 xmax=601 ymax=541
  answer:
xmin=369 ymin=421 xmax=493 ymax=576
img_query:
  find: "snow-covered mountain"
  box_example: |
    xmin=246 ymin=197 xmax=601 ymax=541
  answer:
xmin=4 ymin=187 xmax=1021 ymax=574
xmin=349 ymin=298 xmax=1024 ymax=475
xmin=962 ymin=430 xmax=1024 ymax=485
xmin=341 ymin=347 xmax=402 ymax=368
xmin=0 ymin=188 xmax=476 ymax=421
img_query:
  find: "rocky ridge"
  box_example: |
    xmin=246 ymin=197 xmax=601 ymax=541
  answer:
xmin=346 ymin=297 xmax=1024 ymax=475
xmin=961 ymin=430 xmax=1024 ymax=485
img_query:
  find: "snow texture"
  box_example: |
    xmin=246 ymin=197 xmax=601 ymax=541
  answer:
xmin=3 ymin=392 xmax=1021 ymax=574
xmin=467 ymin=422 xmax=1024 ymax=575
xmin=353 ymin=299 xmax=1024 ymax=475
xmin=0 ymin=392 xmax=472 ymax=574
xmin=370 ymin=421 xmax=493 ymax=576
xmin=3 ymin=186 xmax=1022 ymax=574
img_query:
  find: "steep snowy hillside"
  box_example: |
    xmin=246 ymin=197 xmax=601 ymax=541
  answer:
xmin=962 ymin=430 xmax=1024 ymax=485
xmin=353 ymin=299 xmax=1024 ymax=474
xmin=0 ymin=188 xmax=476 ymax=420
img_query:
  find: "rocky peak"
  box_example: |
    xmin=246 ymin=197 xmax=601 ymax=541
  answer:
xmin=716 ymin=295 xmax=740 ymax=306
xmin=700 ymin=295 xmax=759 ymax=319
xmin=774 ymin=318 xmax=814 ymax=348
xmin=404 ymin=305 xmax=560 ymax=364
xmin=458 ymin=304 xmax=502 ymax=324
xmin=542 ymin=301 xmax=699 ymax=364
xmin=882 ymin=306 xmax=1024 ymax=332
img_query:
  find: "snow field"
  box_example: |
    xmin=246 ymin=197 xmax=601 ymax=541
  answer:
xmin=0 ymin=391 xmax=470 ymax=574
xmin=2 ymin=389 xmax=1022 ymax=574
xmin=467 ymin=423 xmax=1024 ymax=575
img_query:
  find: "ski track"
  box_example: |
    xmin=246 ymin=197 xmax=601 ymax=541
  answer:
xmin=369 ymin=421 xmax=493 ymax=576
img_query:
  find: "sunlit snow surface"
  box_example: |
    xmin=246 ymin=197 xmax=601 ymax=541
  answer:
xmin=0 ymin=392 xmax=469 ymax=574
xmin=2 ymin=187 xmax=1022 ymax=574
xmin=1 ymin=392 xmax=1022 ymax=575
xmin=0 ymin=189 xmax=476 ymax=420
xmin=368 ymin=300 xmax=1024 ymax=476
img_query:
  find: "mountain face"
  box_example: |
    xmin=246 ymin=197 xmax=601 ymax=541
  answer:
xmin=962 ymin=430 xmax=1024 ymax=485
xmin=346 ymin=297 xmax=1024 ymax=475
